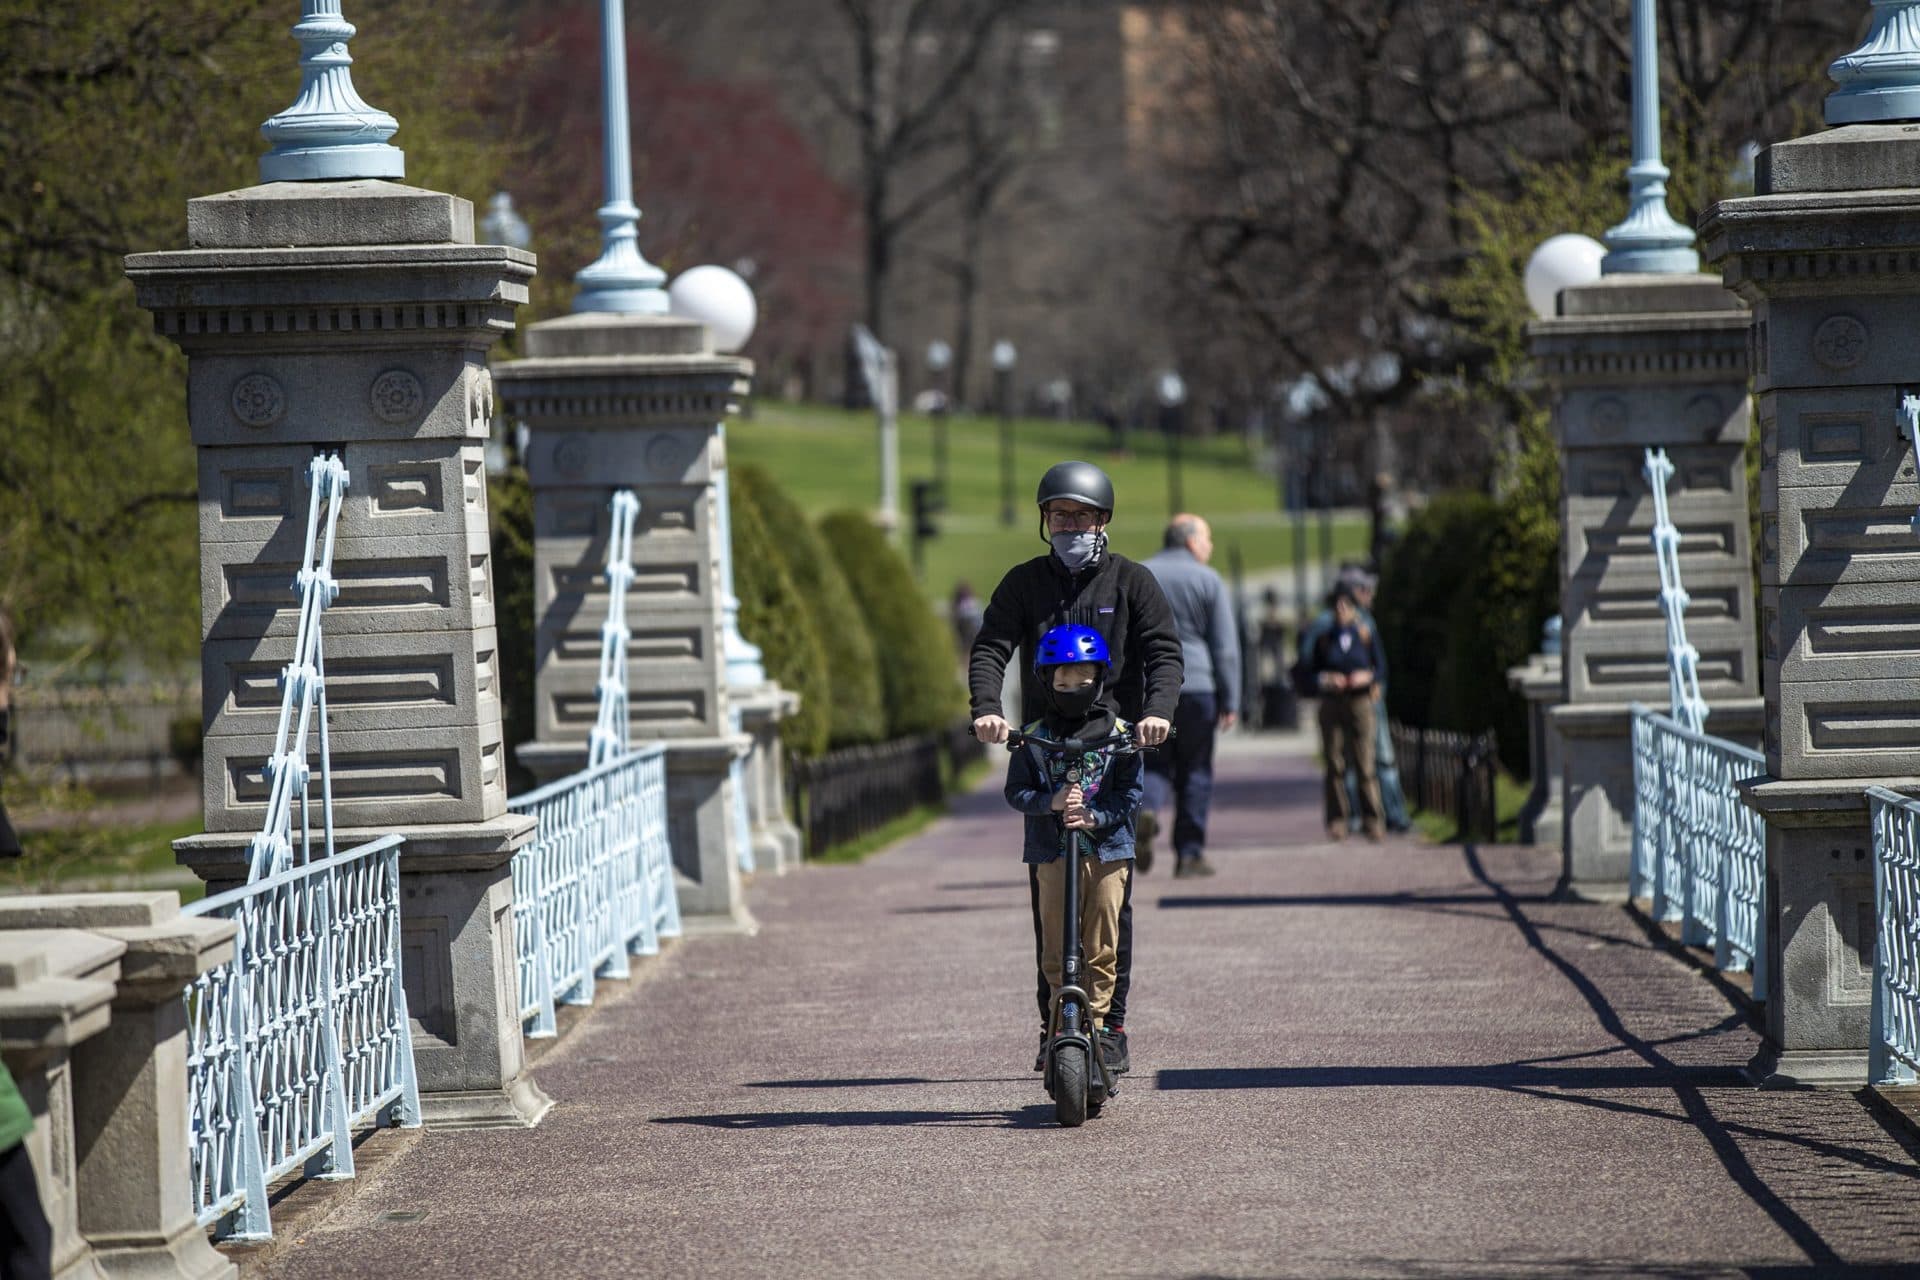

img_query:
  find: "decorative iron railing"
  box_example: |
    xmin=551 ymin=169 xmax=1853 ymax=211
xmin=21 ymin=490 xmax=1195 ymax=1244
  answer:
xmin=183 ymin=834 xmax=417 ymax=1240
xmin=1388 ymin=722 xmax=1498 ymax=843
xmin=510 ymin=489 xmax=682 ymax=1036
xmin=1865 ymin=787 xmax=1920 ymax=1086
xmin=1643 ymin=448 xmax=1708 ymax=733
xmin=786 ymin=733 xmax=945 ymax=857
xmin=180 ymin=453 xmax=419 ymax=1241
xmin=509 ymin=744 xmax=678 ymax=1036
xmin=1629 ymin=706 xmax=1767 ymax=998
xmin=248 ymin=453 xmax=351 ymax=882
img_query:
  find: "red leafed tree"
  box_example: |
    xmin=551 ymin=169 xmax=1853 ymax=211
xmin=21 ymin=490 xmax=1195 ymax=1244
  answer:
xmin=504 ymin=8 xmax=859 ymax=393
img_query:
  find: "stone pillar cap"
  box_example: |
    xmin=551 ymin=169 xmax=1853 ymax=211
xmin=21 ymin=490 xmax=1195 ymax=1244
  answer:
xmin=0 ymin=930 xmax=124 ymax=1053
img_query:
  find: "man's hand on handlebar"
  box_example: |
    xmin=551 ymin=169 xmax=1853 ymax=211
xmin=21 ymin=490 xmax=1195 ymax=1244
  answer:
xmin=1135 ymin=716 xmax=1171 ymax=747
xmin=973 ymin=713 xmax=1010 ymax=744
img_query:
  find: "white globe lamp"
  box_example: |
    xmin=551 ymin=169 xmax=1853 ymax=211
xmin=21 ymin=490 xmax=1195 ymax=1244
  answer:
xmin=668 ymin=265 xmax=758 ymax=353
xmin=1524 ymin=234 xmax=1607 ymax=320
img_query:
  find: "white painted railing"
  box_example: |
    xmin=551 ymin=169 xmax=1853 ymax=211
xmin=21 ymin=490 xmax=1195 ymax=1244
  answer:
xmin=184 ymin=835 xmax=417 ymax=1239
xmin=1630 ymin=705 xmax=1767 ymax=999
xmin=1866 ymin=787 xmax=1920 ymax=1086
xmin=510 ymin=744 xmax=678 ymax=1035
xmin=511 ymin=489 xmax=682 ymax=1036
xmin=180 ymin=454 xmax=419 ymax=1241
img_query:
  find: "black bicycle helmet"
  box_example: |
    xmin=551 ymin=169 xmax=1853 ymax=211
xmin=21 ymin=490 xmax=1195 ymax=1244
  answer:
xmin=1035 ymin=460 xmax=1115 ymax=515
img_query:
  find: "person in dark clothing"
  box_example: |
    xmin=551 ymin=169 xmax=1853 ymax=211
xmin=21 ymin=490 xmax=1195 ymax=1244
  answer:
xmin=970 ymin=460 xmax=1184 ymax=1078
xmin=1139 ymin=514 xmax=1241 ymax=879
xmin=1309 ymin=586 xmax=1386 ymax=840
xmin=0 ymin=1059 xmax=51 ymax=1280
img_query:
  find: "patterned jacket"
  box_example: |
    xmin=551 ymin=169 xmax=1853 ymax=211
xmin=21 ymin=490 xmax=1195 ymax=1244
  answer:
xmin=1003 ymin=717 xmax=1145 ymax=865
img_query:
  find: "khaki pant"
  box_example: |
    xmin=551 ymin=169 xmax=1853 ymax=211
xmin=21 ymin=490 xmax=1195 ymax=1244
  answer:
xmin=1035 ymin=855 xmax=1130 ymax=1029
xmin=1319 ymin=691 xmax=1384 ymax=835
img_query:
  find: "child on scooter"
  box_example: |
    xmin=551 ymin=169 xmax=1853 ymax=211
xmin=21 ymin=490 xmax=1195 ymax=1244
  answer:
xmin=1003 ymin=625 xmax=1145 ymax=1071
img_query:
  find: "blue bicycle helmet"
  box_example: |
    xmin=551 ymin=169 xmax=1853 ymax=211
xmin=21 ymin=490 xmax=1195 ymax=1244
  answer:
xmin=1033 ymin=624 xmax=1110 ymax=672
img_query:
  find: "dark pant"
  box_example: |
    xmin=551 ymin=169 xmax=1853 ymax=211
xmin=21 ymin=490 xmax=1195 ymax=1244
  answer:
xmin=0 ymin=1143 xmax=52 ymax=1280
xmin=1031 ymin=860 xmax=1133 ymax=1028
xmin=1143 ymin=692 xmax=1218 ymax=863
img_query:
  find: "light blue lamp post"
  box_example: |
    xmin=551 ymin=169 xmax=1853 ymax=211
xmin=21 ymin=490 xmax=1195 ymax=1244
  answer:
xmin=1827 ymin=1 xmax=1920 ymax=123
xmin=259 ymin=1 xmax=404 ymax=182
xmin=575 ymin=0 xmax=669 ymax=313
xmin=1600 ymin=0 xmax=1698 ymax=275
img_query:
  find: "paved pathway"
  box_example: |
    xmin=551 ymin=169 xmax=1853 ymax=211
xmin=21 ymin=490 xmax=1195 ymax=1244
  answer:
xmin=255 ymin=733 xmax=1920 ymax=1279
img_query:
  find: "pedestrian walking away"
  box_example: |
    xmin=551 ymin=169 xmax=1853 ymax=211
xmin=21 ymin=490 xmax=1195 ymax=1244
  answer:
xmin=1308 ymin=584 xmax=1386 ymax=841
xmin=968 ymin=460 xmax=1183 ymax=1078
xmin=1139 ymin=513 xmax=1240 ymax=878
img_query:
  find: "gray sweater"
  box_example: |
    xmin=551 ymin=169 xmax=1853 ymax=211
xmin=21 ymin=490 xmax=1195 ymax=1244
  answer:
xmin=1141 ymin=547 xmax=1242 ymax=710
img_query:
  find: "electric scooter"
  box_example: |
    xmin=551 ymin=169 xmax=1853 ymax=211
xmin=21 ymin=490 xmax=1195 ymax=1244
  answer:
xmin=1000 ymin=726 xmax=1158 ymax=1128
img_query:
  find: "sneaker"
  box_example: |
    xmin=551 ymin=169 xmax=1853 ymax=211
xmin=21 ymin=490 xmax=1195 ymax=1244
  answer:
xmin=1172 ymin=856 xmax=1216 ymax=879
xmin=1134 ymin=810 xmax=1158 ymax=874
xmin=1326 ymin=824 xmax=1347 ymax=843
xmin=1098 ymin=1025 xmax=1131 ymax=1074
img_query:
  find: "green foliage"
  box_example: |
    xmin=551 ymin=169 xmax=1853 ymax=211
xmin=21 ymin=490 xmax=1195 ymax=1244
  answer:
xmin=732 ymin=480 xmax=833 ymax=757
xmin=1377 ymin=492 xmax=1501 ymax=731
xmin=0 ymin=0 xmax=526 ymax=670
xmin=817 ymin=511 xmax=966 ymax=737
xmin=732 ymin=464 xmax=886 ymax=747
xmin=488 ymin=466 xmax=536 ymax=791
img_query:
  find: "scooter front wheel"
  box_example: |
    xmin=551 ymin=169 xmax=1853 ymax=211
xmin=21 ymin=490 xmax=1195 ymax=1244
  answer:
xmin=1053 ymin=1043 xmax=1089 ymax=1127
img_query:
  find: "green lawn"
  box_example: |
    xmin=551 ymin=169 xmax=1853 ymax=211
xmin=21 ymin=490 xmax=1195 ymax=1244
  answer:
xmin=1410 ymin=769 xmax=1532 ymax=845
xmin=729 ymin=402 xmax=1369 ymax=605
xmin=0 ymin=812 xmax=204 ymax=899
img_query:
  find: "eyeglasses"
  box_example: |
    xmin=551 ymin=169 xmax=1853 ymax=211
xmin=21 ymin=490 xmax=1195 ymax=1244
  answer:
xmin=1043 ymin=508 xmax=1104 ymax=530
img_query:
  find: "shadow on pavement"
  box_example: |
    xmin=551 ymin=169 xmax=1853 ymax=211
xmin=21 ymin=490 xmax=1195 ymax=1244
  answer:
xmin=651 ymin=1106 xmax=1055 ymax=1130
xmin=891 ymin=903 xmax=1012 ymax=915
xmin=1158 ymin=891 xmax=1557 ymax=909
xmin=938 ymin=880 xmax=1028 ymax=892
xmin=742 ymin=1076 xmax=1030 ymax=1089
xmin=1457 ymin=842 xmax=1900 ymax=1269
xmin=1156 ymin=1064 xmax=1748 ymax=1090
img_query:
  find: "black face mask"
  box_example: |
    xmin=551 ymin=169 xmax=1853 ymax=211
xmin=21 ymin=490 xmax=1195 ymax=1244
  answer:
xmin=1046 ymin=683 xmax=1102 ymax=721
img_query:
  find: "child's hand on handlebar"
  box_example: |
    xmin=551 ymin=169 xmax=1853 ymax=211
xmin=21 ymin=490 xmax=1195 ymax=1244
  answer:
xmin=1064 ymin=804 xmax=1095 ymax=829
xmin=1052 ymin=783 xmax=1083 ymax=813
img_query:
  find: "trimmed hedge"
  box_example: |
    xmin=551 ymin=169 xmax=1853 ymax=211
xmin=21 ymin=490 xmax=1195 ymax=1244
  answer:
xmin=1377 ymin=483 xmax=1558 ymax=779
xmin=731 ymin=474 xmax=833 ymax=757
xmin=818 ymin=511 xmax=966 ymax=737
xmin=732 ymin=464 xmax=886 ymax=748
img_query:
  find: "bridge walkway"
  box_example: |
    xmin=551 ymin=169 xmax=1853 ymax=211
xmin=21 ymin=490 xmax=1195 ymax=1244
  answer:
xmin=251 ymin=731 xmax=1920 ymax=1279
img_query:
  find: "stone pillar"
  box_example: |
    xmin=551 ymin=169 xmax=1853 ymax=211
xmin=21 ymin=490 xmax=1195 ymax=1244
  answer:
xmin=492 ymin=313 xmax=756 ymax=930
xmin=1702 ymin=103 xmax=1920 ymax=1085
xmin=0 ymin=929 xmax=120 ymax=1280
xmin=1529 ymin=276 xmax=1764 ymax=897
xmin=0 ymin=894 xmax=237 ymax=1280
xmin=1506 ymin=652 xmax=1565 ymax=849
xmin=127 ymin=183 xmax=548 ymax=1128
xmin=735 ymin=684 xmax=802 ymax=873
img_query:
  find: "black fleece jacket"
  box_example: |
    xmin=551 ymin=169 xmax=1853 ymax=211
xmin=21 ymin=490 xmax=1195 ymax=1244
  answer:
xmin=968 ymin=549 xmax=1185 ymax=727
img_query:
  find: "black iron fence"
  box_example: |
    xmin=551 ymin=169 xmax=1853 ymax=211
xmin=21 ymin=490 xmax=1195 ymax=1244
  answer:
xmin=787 ymin=731 xmax=947 ymax=858
xmin=1390 ymin=721 xmax=1499 ymax=843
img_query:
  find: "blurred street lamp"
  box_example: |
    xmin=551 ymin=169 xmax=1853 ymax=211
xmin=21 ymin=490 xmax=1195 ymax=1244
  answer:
xmin=1600 ymin=0 xmax=1699 ymax=275
xmin=481 ymin=192 xmax=532 ymax=251
xmin=669 ymin=265 xmax=757 ymax=353
xmin=574 ymin=0 xmax=669 ymax=313
xmin=993 ymin=339 xmax=1018 ymax=526
xmin=926 ymin=339 xmax=953 ymax=501
xmin=1525 ymin=234 xmax=1606 ymax=319
xmin=669 ymin=263 xmax=762 ymax=683
xmin=1157 ymin=369 xmax=1187 ymax=515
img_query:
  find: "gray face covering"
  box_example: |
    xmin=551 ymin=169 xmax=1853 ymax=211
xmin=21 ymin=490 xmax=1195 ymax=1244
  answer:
xmin=1051 ymin=530 xmax=1106 ymax=573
